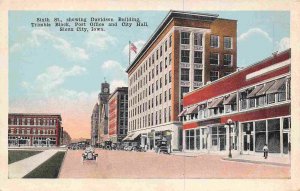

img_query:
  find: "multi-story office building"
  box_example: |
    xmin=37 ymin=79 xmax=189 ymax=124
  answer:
xmin=181 ymin=49 xmax=290 ymax=156
xmin=91 ymin=103 xmax=99 ymax=146
xmin=126 ymin=10 xmax=237 ymax=150
xmin=108 ymin=87 xmax=129 ymax=143
xmin=8 ymin=113 xmax=63 ymax=147
xmin=98 ymin=81 xmax=110 ymax=143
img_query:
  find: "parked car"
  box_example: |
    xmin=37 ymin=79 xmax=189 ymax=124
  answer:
xmin=156 ymin=140 xmax=169 ymax=154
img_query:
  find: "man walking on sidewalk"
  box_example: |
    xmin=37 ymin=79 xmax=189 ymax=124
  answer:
xmin=263 ymin=144 xmax=268 ymax=159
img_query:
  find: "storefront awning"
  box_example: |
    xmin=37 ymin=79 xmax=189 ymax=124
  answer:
xmin=178 ymin=109 xmax=187 ymax=117
xmin=208 ymin=97 xmax=224 ymax=108
xmin=247 ymin=85 xmax=263 ymax=98
xmin=186 ymin=105 xmax=198 ymax=115
xmin=256 ymin=81 xmax=275 ymax=96
xmin=122 ymin=133 xmax=133 ymax=141
xmin=266 ymin=78 xmax=286 ymax=94
xmin=128 ymin=132 xmax=140 ymax=141
xmin=223 ymin=93 xmax=237 ymax=105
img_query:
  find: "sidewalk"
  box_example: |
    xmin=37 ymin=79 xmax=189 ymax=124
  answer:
xmin=9 ymin=149 xmax=59 ymax=178
xmin=222 ymin=153 xmax=290 ymax=167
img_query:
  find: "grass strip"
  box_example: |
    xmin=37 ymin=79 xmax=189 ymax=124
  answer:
xmin=8 ymin=150 xmax=42 ymax=164
xmin=23 ymin=151 xmax=65 ymax=178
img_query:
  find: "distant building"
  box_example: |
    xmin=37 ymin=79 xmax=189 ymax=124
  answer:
xmin=126 ymin=10 xmax=237 ymax=151
xmin=98 ymin=81 xmax=110 ymax=143
xmin=181 ymin=49 xmax=291 ymax=155
xmin=108 ymin=87 xmax=128 ymax=143
xmin=90 ymin=103 xmax=99 ymax=146
xmin=8 ymin=113 xmax=63 ymax=147
xmin=62 ymin=130 xmax=72 ymax=145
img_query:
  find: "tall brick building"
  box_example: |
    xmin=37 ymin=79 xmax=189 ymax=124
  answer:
xmin=108 ymin=87 xmax=128 ymax=143
xmin=126 ymin=10 xmax=237 ymax=150
xmin=8 ymin=113 xmax=63 ymax=147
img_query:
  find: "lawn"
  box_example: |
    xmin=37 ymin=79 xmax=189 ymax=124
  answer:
xmin=23 ymin=151 xmax=66 ymax=178
xmin=8 ymin=150 xmax=42 ymax=164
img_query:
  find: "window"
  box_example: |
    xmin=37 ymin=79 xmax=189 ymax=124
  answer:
xmin=165 ymin=57 xmax=168 ymax=68
xmin=169 ymin=35 xmax=172 ymax=47
xmin=156 ymin=49 xmax=159 ymax=60
xmin=169 ymin=89 xmax=171 ymax=100
xmin=169 ymin=53 xmax=172 ymax=65
xmin=169 ymin=106 xmax=171 ymax=121
xmin=160 ymin=45 xmax=162 ymax=57
xmin=194 ymin=33 xmax=203 ymax=46
xmin=181 ymin=32 xmax=190 ymax=44
xmin=255 ymin=120 xmax=266 ymax=152
xmin=210 ymin=71 xmax=219 ymax=82
xmin=156 ymin=65 xmax=159 ymax=75
xmin=160 ymin=77 xmax=162 ymax=88
xmin=210 ymin=53 xmax=219 ymax=65
xmin=164 ymin=91 xmax=167 ymax=102
xmin=194 ymin=51 xmax=202 ymax=64
xmin=185 ymin=129 xmax=195 ymax=150
xmin=181 ymin=87 xmax=189 ymax=99
xmin=160 ymin=61 xmax=162 ymax=72
xmin=224 ymin=37 xmax=232 ymax=49
xmin=165 ymin=74 xmax=167 ymax=85
xmin=169 ymin=71 xmax=172 ymax=83
xmin=181 ymin=68 xmax=189 ymax=81
xmin=224 ymin=54 xmax=232 ymax=66
xmin=210 ymin=35 xmax=219 ymax=47
xmin=165 ymin=40 xmax=167 ymax=52
xmin=181 ymin=50 xmax=190 ymax=63
xmin=194 ymin=69 xmax=202 ymax=82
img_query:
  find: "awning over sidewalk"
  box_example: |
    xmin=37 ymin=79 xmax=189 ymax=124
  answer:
xmin=247 ymin=84 xmax=263 ymax=98
xmin=178 ymin=109 xmax=187 ymax=117
xmin=256 ymin=81 xmax=275 ymax=96
xmin=223 ymin=93 xmax=237 ymax=105
xmin=186 ymin=105 xmax=198 ymax=115
xmin=266 ymin=78 xmax=286 ymax=94
xmin=208 ymin=97 xmax=224 ymax=108
xmin=122 ymin=132 xmax=140 ymax=141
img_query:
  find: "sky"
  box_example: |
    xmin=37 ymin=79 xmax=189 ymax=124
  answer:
xmin=9 ymin=11 xmax=290 ymax=139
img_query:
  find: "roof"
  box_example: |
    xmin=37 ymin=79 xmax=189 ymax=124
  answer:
xmin=9 ymin=113 xmax=61 ymax=117
xmin=126 ymin=10 xmax=221 ymax=73
xmin=109 ymin=87 xmax=128 ymax=100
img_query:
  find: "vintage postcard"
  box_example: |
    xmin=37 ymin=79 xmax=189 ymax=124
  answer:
xmin=1 ymin=0 xmax=300 ymax=191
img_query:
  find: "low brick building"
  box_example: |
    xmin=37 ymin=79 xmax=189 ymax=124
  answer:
xmin=181 ymin=49 xmax=291 ymax=156
xmin=8 ymin=113 xmax=63 ymax=147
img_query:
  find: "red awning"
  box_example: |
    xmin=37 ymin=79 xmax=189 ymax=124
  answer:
xmin=186 ymin=105 xmax=198 ymax=115
xmin=178 ymin=109 xmax=187 ymax=117
xmin=256 ymin=81 xmax=275 ymax=96
xmin=223 ymin=93 xmax=237 ymax=105
xmin=247 ymin=85 xmax=263 ymax=98
xmin=266 ymin=78 xmax=286 ymax=94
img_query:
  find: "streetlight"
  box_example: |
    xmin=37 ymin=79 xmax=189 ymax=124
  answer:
xmin=225 ymin=119 xmax=234 ymax=158
xmin=18 ymin=136 xmax=21 ymax=147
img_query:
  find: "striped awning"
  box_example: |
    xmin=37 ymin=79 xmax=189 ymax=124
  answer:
xmin=247 ymin=85 xmax=264 ymax=98
xmin=208 ymin=97 xmax=224 ymax=108
xmin=266 ymin=78 xmax=286 ymax=94
xmin=186 ymin=105 xmax=198 ymax=115
xmin=256 ymin=81 xmax=276 ymax=96
xmin=223 ymin=93 xmax=237 ymax=105
xmin=178 ymin=109 xmax=187 ymax=117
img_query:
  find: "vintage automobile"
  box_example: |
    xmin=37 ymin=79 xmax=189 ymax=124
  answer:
xmin=104 ymin=141 xmax=112 ymax=150
xmin=155 ymin=139 xmax=169 ymax=154
xmin=82 ymin=146 xmax=98 ymax=162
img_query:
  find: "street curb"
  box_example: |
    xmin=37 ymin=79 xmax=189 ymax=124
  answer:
xmin=222 ymin=157 xmax=290 ymax=167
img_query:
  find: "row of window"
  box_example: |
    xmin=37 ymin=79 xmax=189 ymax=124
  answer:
xmin=180 ymin=32 xmax=233 ymax=49
xmin=8 ymin=128 xmax=56 ymax=135
xmin=8 ymin=118 xmax=58 ymax=126
xmin=129 ymin=88 xmax=172 ymax=118
xmin=182 ymin=77 xmax=291 ymax=122
xmin=129 ymin=53 xmax=172 ymax=97
xmin=129 ymin=106 xmax=172 ymax=131
xmin=129 ymin=72 xmax=172 ymax=107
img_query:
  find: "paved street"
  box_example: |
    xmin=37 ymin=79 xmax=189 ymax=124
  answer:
xmin=59 ymin=149 xmax=290 ymax=178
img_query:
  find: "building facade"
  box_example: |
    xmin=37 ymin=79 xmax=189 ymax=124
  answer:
xmin=8 ymin=113 xmax=63 ymax=147
xmin=91 ymin=103 xmax=99 ymax=146
xmin=98 ymin=81 xmax=110 ymax=143
xmin=126 ymin=10 xmax=237 ymax=150
xmin=181 ymin=49 xmax=291 ymax=156
xmin=108 ymin=87 xmax=129 ymax=143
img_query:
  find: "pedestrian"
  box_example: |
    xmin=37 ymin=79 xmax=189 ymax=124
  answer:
xmin=263 ymin=144 xmax=268 ymax=159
